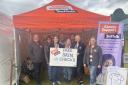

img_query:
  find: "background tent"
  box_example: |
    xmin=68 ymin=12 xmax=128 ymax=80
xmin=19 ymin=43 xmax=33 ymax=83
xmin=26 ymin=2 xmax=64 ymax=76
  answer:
xmin=13 ymin=0 xmax=110 ymax=32
xmin=0 ymin=12 xmax=15 ymax=85
xmin=13 ymin=0 xmax=110 ymax=84
xmin=12 ymin=0 xmax=110 ymax=62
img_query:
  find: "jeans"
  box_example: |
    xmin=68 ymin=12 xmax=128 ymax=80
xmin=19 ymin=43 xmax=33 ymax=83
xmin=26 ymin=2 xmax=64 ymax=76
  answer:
xmin=48 ymin=66 xmax=52 ymax=81
xmin=33 ymin=63 xmax=42 ymax=85
xmin=51 ymin=66 xmax=61 ymax=83
xmin=63 ymin=67 xmax=72 ymax=80
xmin=89 ymin=66 xmax=97 ymax=85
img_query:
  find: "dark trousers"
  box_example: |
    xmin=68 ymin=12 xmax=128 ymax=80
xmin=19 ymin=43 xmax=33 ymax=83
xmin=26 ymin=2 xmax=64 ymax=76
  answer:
xmin=33 ymin=63 xmax=42 ymax=85
xmin=77 ymin=66 xmax=84 ymax=82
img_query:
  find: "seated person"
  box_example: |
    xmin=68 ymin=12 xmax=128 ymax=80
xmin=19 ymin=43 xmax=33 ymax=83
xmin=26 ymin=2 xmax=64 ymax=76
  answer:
xmin=21 ymin=57 xmax=34 ymax=79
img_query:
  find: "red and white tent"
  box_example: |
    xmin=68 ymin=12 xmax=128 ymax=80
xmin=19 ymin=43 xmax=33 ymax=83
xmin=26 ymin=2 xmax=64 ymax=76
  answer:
xmin=13 ymin=0 xmax=110 ymax=32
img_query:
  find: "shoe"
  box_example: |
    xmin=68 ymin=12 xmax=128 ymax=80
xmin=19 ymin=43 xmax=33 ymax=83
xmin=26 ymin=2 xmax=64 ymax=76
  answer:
xmin=79 ymin=81 xmax=84 ymax=85
xmin=57 ymin=81 xmax=61 ymax=85
xmin=53 ymin=82 xmax=58 ymax=85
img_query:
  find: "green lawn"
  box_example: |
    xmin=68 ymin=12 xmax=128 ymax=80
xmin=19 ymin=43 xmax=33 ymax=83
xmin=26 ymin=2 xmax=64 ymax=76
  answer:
xmin=125 ymin=40 xmax=128 ymax=53
xmin=19 ymin=71 xmax=89 ymax=85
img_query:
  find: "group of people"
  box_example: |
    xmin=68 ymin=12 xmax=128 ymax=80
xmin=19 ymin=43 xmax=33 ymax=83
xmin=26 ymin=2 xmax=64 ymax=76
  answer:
xmin=27 ymin=33 xmax=115 ymax=85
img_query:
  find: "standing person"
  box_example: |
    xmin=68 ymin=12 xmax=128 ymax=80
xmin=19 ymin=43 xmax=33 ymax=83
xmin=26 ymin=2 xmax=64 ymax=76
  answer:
xmin=70 ymin=34 xmax=77 ymax=78
xmin=28 ymin=34 xmax=43 ymax=85
xmin=70 ymin=34 xmax=75 ymax=45
xmin=74 ymin=34 xmax=85 ymax=85
xmin=59 ymin=34 xmax=65 ymax=46
xmin=63 ymin=38 xmax=73 ymax=83
xmin=44 ymin=36 xmax=52 ymax=81
xmin=83 ymin=37 xmax=102 ymax=85
xmin=50 ymin=35 xmax=64 ymax=85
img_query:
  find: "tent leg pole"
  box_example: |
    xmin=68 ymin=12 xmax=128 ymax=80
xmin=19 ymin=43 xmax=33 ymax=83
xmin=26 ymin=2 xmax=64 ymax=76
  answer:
xmin=13 ymin=28 xmax=19 ymax=85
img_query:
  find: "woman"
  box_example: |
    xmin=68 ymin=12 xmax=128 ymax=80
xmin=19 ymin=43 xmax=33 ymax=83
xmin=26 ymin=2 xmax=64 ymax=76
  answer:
xmin=50 ymin=35 xmax=63 ymax=85
xmin=83 ymin=37 xmax=102 ymax=85
xmin=63 ymin=38 xmax=73 ymax=83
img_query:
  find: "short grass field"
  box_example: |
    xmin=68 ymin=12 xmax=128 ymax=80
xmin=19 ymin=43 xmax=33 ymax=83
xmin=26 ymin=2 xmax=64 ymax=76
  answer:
xmin=125 ymin=40 xmax=128 ymax=53
xmin=19 ymin=71 xmax=90 ymax=85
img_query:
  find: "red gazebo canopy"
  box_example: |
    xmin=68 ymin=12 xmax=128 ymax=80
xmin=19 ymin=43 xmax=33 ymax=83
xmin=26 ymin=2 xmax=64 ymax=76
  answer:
xmin=13 ymin=0 xmax=110 ymax=32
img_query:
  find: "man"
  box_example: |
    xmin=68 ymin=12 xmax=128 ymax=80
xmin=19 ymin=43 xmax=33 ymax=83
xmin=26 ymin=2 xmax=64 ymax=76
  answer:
xmin=70 ymin=34 xmax=75 ymax=45
xmin=44 ymin=36 xmax=52 ymax=81
xmin=59 ymin=34 xmax=65 ymax=46
xmin=28 ymin=34 xmax=43 ymax=85
xmin=74 ymin=34 xmax=85 ymax=85
xmin=44 ymin=36 xmax=52 ymax=65
xmin=83 ymin=37 xmax=102 ymax=85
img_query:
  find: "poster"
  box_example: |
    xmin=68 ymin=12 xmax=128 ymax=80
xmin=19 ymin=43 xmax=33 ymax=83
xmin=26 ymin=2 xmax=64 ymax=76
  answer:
xmin=97 ymin=22 xmax=124 ymax=66
xmin=106 ymin=66 xmax=128 ymax=85
xmin=49 ymin=48 xmax=77 ymax=67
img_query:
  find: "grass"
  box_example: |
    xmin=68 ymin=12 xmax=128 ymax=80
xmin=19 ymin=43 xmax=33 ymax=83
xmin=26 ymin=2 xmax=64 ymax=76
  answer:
xmin=125 ymin=40 xmax=128 ymax=53
xmin=19 ymin=71 xmax=89 ymax=85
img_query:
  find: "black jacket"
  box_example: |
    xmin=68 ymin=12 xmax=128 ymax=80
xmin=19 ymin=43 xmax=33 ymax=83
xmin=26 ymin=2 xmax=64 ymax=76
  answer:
xmin=28 ymin=41 xmax=44 ymax=63
xmin=44 ymin=42 xmax=51 ymax=64
xmin=50 ymin=43 xmax=64 ymax=48
xmin=73 ymin=42 xmax=85 ymax=67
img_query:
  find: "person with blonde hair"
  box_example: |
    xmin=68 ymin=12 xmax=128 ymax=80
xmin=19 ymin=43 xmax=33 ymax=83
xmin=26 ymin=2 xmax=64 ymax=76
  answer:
xmin=63 ymin=38 xmax=73 ymax=83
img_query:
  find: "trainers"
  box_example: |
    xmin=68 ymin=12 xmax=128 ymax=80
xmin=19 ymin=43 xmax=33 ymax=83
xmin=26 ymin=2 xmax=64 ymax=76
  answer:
xmin=57 ymin=81 xmax=61 ymax=85
xmin=53 ymin=82 xmax=58 ymax=85
xmin=79 ymin=81 xmax=84 ymax=85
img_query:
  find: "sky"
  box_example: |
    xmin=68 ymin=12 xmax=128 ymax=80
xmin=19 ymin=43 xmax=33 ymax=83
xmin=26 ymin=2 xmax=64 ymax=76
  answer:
xmin=0 ymin=0 xmax=128 ymax=17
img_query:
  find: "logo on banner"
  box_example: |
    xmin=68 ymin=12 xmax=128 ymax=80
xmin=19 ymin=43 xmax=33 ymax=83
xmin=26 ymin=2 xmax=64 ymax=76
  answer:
xmin=51 ymin=48 xmax=60 ymax=56
xmin=100 ymin=24 xmax=121 ymax=39
xmin=46 ymin=5 xmax=77 ymax=13
xmin=100 ymin=24 xmax=119 ymax=34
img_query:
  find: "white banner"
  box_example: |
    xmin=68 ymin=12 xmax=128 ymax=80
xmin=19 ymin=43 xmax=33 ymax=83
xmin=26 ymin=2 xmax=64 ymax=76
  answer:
xmin=49 ymin=48 xmax=77 ymax=67
xmin=106 ymin=66 xmax=128 ymax=85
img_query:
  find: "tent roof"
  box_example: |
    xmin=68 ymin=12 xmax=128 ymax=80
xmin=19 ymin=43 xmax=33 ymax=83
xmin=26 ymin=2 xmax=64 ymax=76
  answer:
xmin=13 ymin=0 xmax=110 ymax=31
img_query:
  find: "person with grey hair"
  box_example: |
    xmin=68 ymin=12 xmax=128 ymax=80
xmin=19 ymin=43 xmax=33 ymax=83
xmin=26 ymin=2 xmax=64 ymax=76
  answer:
xmin=74 ymin=34 xmax=85 ymax=85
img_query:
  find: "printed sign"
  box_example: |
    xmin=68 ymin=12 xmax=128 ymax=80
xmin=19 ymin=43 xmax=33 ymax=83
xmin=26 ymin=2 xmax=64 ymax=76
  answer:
xmin=47 ymin=5 xmax=73 ymax=10
xmin=49 ymin=48 xmax=77 ymax=67
xmin=46 ymin=5 xmax=77 ymax=13
xmin=106 ymin=66 xmax=128 ymax=85
xmin=97 ymin=22 xmax=124 ymax=66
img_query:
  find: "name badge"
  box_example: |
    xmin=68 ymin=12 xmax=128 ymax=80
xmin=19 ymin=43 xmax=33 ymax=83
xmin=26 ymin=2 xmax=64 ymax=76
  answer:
xmin=90 ymin=55 xmax=93 ymax=58
xmin=90 ymin=59 xmax=93 ymax=62
xmin=94 ymin=49 xmax=97 ymax=52
xmin=40 ymin=45 xmax=42 ymax=48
